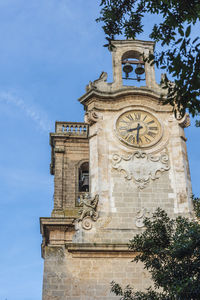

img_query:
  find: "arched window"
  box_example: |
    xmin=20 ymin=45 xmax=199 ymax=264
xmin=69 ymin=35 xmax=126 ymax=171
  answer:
xmin=76 ymin=161 xmax=89 ymax=206
xmin=79 ymin=162 xmax=89 ymax=192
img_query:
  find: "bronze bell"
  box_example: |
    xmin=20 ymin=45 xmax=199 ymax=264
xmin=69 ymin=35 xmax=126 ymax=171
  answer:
xmin=123 ymin=63 xmax=133 ymax=78
xmin=135 ymin=63 xmax=145 ymax=75
xmin=82 ymin=174 xmax=89 ymax=188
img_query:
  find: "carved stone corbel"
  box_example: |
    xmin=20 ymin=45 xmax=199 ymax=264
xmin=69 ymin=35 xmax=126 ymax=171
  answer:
xmin=177 ymin=113 xmax=190 ymax=128
xmin=85 ymin=109 xmax=99 ymax=125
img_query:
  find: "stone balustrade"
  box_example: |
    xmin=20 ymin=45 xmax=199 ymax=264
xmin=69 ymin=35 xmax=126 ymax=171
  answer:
xmin=55 ymin=122 xmax=89 ymax=137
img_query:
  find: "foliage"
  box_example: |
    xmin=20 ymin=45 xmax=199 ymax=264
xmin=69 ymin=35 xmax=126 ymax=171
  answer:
xmin=193 ymin=195 xmax=200 ymax=218
xmin=111 ymin=208 xmax=200 ymax=299
xmin=97 ymin=0 xmax=200 ymax=120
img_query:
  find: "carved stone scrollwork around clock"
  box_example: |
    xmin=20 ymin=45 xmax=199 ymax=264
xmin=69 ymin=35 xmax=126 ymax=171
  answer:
xmin=78 ymin=193 xmax=99 ymax=230
xmin=112 ymin=151 xmax=170 ymax=189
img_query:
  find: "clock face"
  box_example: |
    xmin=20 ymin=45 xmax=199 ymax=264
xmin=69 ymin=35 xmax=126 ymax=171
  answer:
xmin=116 ymin=110 xmax=162 ymax=147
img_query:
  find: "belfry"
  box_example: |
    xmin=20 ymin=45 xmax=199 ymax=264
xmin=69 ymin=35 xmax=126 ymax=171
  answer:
xmin=40 ymin=40 xmax=192 ymax=299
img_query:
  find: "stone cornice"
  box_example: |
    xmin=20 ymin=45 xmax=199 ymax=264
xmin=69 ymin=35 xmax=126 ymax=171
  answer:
xmin=40 ymin=217 xmax=76 ymax=258
xmin=78 ymin=87 xmax=167 ymax=106
xmin=40 ymin=217 xmax=75 ymax=233
xmin=50 ymin=133 xmax=89 ymax=146
xmin=111 ymin=39 xmax=155 ymax=49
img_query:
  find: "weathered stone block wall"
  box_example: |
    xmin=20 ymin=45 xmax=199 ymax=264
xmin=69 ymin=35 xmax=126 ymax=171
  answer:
xmin=42 ymin=246 xmax=152 ymax=300
xmin=74 ymin=171 xmax=173 ymax=245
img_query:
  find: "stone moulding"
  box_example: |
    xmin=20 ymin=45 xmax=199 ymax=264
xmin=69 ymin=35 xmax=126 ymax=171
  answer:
xmin=112 ymin=151 xmax=170 ymax=189
xmin=66 ymin=243 xmax=134 ymax=258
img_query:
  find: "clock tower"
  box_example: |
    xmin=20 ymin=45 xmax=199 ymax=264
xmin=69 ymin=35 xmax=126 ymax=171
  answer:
xmin=40 ymin=40 xmax=193 ymax=299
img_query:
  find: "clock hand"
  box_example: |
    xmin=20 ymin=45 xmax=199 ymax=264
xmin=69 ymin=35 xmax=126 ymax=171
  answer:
xmin=136 ymin=123 xmax=143 ymax=143
xmin=136 ymin=131 xmax=140 ymax=143
xmin=127 ymin=127 xmax=138 ymax=132
xmin=127 ymin=123 xmax=143 ymax=133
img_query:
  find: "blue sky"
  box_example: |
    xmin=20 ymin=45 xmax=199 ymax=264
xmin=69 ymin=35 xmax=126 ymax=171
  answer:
xmin=0 ymin=1 xmax=199 ymax=299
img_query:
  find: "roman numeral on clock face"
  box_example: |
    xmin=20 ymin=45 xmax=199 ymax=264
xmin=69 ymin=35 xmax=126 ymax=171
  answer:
xmin=144 ymin=136 xmax=151 ymax=143
xmin=124 ymin=134 xmax=130 ymax=141
xmin=147 ymin=131 xmax=156 ymax=138
xmin=149 ymin=126 xmax=158 ymax=131
xmin=126 ymin=114 xmax=134 ymax=121
xmin=134 ymin=113 xmax=141 ymax=120
xmin=119 ymin=126 xmax=128 ymax=130
xmin=127 ymin=136 xmax=135 ymax=143
xmin=147 ymin=120 xmax=155 ymax=125
xmin=125 ymin=135 xmax=136 ymax=144
xmin=143 ymin=115 xmax=147 ymax=121
xmin=138 ymin=137 xmax=142 ymax=144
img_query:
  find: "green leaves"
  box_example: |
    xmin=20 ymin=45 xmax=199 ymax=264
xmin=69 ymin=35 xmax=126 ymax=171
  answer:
xmin=193 ymin=195 xmax=200 ymax=218
xmin=178 ymin=27 xmax=184 ymax=37
xmin=111 ymin=208 xmax=200 ymax=299
xmin=185 ymin=25 xmax=191 ymax=37
xmin=111 ymin=282 xmax=166 ymax=299
xmin=175 ymin=38 xmax=183 ymax=45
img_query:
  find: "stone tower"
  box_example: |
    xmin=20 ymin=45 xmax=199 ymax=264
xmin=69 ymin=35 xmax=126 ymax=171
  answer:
xmin=40 ymin=40 xmax=192 ymax=300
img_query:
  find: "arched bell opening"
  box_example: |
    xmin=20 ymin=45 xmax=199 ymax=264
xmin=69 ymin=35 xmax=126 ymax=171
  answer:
xmin=76 ymin=161 xmax=89 ymax=206
xmin=121 ymin=50 xmax=146 ymax=87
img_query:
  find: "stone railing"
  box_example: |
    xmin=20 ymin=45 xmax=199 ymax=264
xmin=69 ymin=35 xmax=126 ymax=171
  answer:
xmin=55 ymin=122 xmax=89 ymax=137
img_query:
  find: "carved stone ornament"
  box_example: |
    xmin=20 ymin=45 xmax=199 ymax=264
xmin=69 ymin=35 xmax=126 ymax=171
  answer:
xmin=86 ymin=72 xmax=108 ymax=92
xmin=85 ymin=110 xmax=99 ymax=125
xmin=78 ymin=193 xmax=99 ymax=230
xmin=135 ymin=207 xmax=150 ymax=228
xmin=177 ymin=113 xmax=190 ymax=128
xmin=112 ymin=151 xmax=170 ymax=189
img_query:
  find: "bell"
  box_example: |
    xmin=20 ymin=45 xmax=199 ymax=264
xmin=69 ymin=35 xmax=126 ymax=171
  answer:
xmin=82 ymin=175 xmax=89 ymax=188
xmin=135 ymin=63 xmax=145 ymax=75
xmin=123 ymin=63 xmax=133 ymax=78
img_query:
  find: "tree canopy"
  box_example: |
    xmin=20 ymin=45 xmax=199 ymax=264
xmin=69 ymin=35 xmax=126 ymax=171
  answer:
xmin=97 ymin=0 xmax=200 ymax=124
xmin=111 ymin=207 xmax=200 ymax=299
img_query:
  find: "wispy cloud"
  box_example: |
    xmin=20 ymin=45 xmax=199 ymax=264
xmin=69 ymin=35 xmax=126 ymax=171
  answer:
xmin=0 ymin=91 xmax=51 ymax=133
xmin=0 ymin=165 xmax=52 ymax=189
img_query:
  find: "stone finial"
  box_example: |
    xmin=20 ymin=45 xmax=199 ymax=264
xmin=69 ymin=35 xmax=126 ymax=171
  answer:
xmin=86 ymin=72 xmax=108 ymax=92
